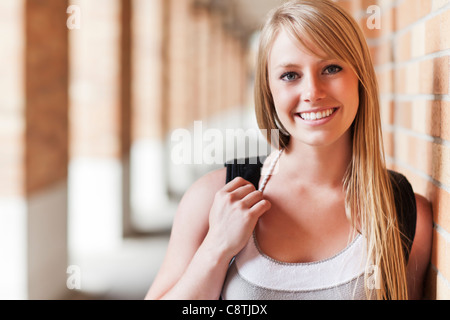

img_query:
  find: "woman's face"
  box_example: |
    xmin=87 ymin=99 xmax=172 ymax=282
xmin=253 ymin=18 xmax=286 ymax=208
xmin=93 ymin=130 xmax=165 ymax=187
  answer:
xmin=268 ymin=29 xmax=360 ymax=149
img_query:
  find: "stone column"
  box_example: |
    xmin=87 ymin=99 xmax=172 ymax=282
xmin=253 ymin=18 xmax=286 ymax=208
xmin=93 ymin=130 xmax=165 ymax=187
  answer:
xmin=0 ymin=0 xmax=69 ymax=299
xmin=120 ymin=0 xmax=132 ymax=237
xmin=130 ymin=0 xmax=175 ymax=232
xmin=193 ymin=5 xmax=213 ymax=123
xmin=68 ymin=0 xmax=123 ymax=262
xmin=167 ymin=0 xmax=196 ymax=131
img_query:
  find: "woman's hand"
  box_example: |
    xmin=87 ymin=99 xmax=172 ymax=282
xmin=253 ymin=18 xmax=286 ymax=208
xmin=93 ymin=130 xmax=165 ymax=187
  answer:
xmin=145 ymin=170 xmax=270 ymax=300
xmin=204 ymin=177 xmax=272 ymax=260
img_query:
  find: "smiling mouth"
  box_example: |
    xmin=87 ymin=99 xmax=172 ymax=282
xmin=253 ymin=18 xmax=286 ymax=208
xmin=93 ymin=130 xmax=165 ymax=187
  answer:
xmin=297 ymin=108 xmax=338 ymax=121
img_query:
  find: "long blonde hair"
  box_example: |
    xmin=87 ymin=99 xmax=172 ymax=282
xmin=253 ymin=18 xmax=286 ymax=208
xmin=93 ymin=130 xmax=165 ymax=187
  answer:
xmin=255 ymin=0 xmax=409 ymax=300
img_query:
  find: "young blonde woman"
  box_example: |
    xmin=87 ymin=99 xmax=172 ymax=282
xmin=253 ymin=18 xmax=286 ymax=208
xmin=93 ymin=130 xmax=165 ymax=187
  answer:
xmin=145 ymin=0 xmax=432 ymax=300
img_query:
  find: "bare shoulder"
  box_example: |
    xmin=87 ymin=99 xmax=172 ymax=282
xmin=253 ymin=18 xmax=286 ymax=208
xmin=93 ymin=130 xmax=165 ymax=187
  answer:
xmin=146 ymin=167 xmax=227 ymax=299
xmin=414 ymin=193 xmax=433 ymax=246
xmin=170 ymin=166 xmax=227 ymax=241
xmin=170 ymin=166 xmax=227 ymax=245
xmin=407 ymin=193 xmax=433 ymax=299
xmin=411 ymin=193 xmax=433 ymax=264
xmin=181 ymin=167 xmax=227 ymax=206
xmin=415 ymin=194 xmax=433 ymax=222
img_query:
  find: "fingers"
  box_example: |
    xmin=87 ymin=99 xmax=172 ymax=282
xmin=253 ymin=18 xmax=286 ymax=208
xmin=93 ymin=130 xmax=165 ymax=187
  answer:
xmin=222 ymin=176 xmax=253 ymax=193
xmin=241 ymin=188 xmax=264 ymax=208
xmin=230 ymin=183 xmax=255 ymax=200
xmin=220 ymin=176 xmax=271 ymax=217
xmin=248 ymin=198 xmax=271 ymax=218
xmin=220 ymin=177 xmax=255 ymax=202
xmin=208 ymin=176 xmax=271 ymax=256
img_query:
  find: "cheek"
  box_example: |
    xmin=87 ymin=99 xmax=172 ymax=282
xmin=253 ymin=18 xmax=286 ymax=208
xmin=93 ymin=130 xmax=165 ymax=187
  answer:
xmin=334 ymin=76 xmax=359 ymax=109
xmin=273 ymin=94 xmax=298 ymax=125
xmin=270 ymin=84 xmax=298 ymax=113
xmin=269 ymin=82 xmax=283 ymax=114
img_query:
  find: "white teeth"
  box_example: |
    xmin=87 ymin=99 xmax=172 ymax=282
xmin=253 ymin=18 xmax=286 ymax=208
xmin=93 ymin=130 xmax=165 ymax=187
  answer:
xmin=300 ymin=108 xmax=335 ymax=121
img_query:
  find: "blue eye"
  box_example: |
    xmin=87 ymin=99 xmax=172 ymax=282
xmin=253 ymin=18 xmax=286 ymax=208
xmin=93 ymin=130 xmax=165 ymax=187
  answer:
xmin=323 ymin=65 xmax=343 ymax=75
xmin=280 ymin=72 xmax=299 ymax=82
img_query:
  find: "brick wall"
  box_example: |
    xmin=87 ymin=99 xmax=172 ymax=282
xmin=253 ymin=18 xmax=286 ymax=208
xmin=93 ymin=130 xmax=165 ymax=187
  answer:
xmin=0 ymin=0 xmax=69 ymax=195
xmin=26 ymin=0 xmax=69 ymax=194
xmin=163 ymin=0 xmax=249 ymax=133
xmin=337 ymin=0 xmax=450 ymax=300
xmin=69 ymin=0 xmax=121 ymax=159
xmin=128 ymin=0 xmax=250 ymax=141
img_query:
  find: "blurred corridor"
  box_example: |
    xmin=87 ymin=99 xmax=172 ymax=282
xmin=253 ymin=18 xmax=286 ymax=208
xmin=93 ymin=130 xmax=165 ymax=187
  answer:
xmin=1 ymin=0 xmax=450 ymax=300
xmin=0 ymin=0 xmax=283 ymax=299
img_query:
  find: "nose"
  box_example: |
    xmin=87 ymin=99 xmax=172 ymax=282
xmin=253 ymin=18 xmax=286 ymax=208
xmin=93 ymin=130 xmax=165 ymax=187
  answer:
xmin=302 ymin=74 xmax=325 ymax=103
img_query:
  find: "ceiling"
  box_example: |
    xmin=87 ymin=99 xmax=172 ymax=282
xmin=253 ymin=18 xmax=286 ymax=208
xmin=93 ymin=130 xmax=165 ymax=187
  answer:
xmin=228 ymin=0 xmax=285 ymax=33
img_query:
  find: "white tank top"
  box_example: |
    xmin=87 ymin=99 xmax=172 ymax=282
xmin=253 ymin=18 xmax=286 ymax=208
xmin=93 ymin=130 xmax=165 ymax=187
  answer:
xmin=221 ymin=150 xmax=373 ymax=300
xmin=221 ymin=231 xmax=372 ymax=300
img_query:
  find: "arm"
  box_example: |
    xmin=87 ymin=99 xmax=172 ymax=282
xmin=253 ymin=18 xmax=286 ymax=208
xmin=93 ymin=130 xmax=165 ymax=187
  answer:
xmin=406 ymin=193 xmax=433 ymax=300
xmin=145 ymin=168 xmax=271 ymax=300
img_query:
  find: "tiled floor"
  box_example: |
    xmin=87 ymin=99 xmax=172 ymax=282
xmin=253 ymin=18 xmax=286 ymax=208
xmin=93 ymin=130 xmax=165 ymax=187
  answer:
xmin=68 ymin=233 xmax=170 ymax=300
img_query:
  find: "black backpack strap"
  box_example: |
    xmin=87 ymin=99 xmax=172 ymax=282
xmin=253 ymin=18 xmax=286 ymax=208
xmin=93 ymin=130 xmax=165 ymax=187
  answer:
xmin=224 ymin=157 xmax=266 ymax=190
xmin=388 ymin=170 xmax=417 ymax=262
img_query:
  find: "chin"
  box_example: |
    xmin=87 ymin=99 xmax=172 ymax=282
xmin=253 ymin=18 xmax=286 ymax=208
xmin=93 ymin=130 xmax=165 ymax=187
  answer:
xmin=289 ymin=130 xmax=351 ymax=149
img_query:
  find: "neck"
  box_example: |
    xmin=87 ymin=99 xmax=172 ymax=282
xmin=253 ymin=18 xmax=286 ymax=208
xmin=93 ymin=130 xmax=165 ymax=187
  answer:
xmin=281 ymin=132 xmax=353 ymax=188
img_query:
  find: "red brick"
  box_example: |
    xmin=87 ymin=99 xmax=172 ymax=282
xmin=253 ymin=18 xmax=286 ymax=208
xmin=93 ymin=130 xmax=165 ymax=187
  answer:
xmin=383 ymin=130 xmax=394 ymax=158
xmin=132 ymin=0 xmax=165 ymax=140
xmin=441 ymin=8 xmax=450 ymax=50
xmin=431 ymin=142 xmax=450 ymax=188
xmin=411 ymin=23 xmax=426 ymax=59
xmin=25 ymin=0 xmax=69 ymax=194
xmin=427 ymin=56 xmax=449 ymax=95
xmin=425 ymin=13 xmax=442 ymax=54
xmin=395 ymin=31 xmax=411 ymax=63
xmin=396 ymin=100 xmax=413 ymax=129
xmin=424 ymin=265 xmax=450 ymax=300
xmin=431 ymin=229 xmax=450 ymax=287
xmin=69 ymin=0 xmax=121 ymax=158
xmin=395 ymin=0 xmax=416 ymax=31
xmin=398 ymin=57 xmax=449 ymax=95
xmin=380 ymin=5 xmax=395 ymax=37
xmin=380 ymin=98 xmax=394 ymax=125
xmin=440 ymin=101 xmax=450 ymax=141
xmin=428 ymin=184 xmax=450 ymax=236
xmin=376 ymin=69 xmax=394 ymax=94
